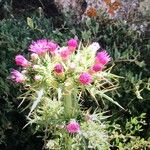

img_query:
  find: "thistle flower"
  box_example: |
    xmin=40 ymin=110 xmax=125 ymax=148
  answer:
xmin=67 ymin=39 xmax=78 ymax=52
xmin=15 ymin=55 xmax=30 ymax=67
xmin=96 ymin=50 xmax=111 ymax=65
xmin=66 ymin=120 xmax=80 ymax=133
xmin=47 ymin=41 xmax=58 ymax=54
xmin=59 ymin=47 xmax=70 ymax=60
xmin=54 ymin=63 xmax=64 ymax=74
xmin=29 ymin=39 xmax=58 ymax=55
xmin=11 ymin=69 xmax=25 ymax=83
xmin=67 ymin=39 xmax=78 ymax=48
xmin=79 ymin=72 xmax=92 ymax=85
xmin=91 ymin=63 xmax=103 ymax=72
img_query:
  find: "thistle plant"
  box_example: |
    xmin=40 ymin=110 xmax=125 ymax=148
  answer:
xmin=10 ymin=38 xmax=122 ymax=149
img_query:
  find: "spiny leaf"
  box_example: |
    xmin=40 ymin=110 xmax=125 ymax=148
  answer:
xmin=97 ymin=91 xmax=124 ymax=110
xmin=28 ymin=88 xmax=44 ymax=117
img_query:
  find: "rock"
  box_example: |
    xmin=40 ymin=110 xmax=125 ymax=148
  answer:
xmin=54 ymin=0 xmax=87 ymax=22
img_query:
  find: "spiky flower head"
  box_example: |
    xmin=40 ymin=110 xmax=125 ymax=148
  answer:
xmin=91 ymin=63 xmax=103 ymax=72
xmin=66 ymin=120 xmax=80 ymax=133
xmin=15 ymin=55 xmax=30 ymax=67
xmin=79 ymin=72 xmax=92 ymax=85
xmin=29 ymin=39 xmax=58 ymax=55
xmin=59 ymin=47 xmax=70 ymax=60
xmin=54 ymin=63 xmax=64 ymax=74
xmin=96 ymin=50 xmax=111 ymax=65
xmin=67 ymin=39 xmax=78 ymax=48
xmin=11 ymin=69 xmax=25 ymax=83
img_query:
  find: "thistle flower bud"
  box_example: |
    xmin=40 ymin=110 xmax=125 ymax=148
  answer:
xmin=15 ymin=55 xmax=30 ymax=67
xmin=54 ymin=63 xmax=64 ymax=74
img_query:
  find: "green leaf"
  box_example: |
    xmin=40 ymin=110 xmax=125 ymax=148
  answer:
xmin=27 ymin=17 xmax=34 ymax=29
xmin=85 ymin=18 xmax=92 ymax=27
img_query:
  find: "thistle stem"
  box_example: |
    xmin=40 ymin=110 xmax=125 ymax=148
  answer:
xmin=63 ymin=93 xmax=73 ymax=119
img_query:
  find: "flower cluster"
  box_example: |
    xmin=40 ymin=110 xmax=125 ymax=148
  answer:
xmin=11 ymin=38 xmax=110 ymax=86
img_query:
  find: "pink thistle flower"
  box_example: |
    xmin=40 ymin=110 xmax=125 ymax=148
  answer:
xmin=66 ymin=120 xmax=80 ymax=133
xmin=11 ymin=69 xmax=25 ymax=83
xmin=67 ymin=39 xmax=78 ymax=48
xmin=29 ymin=39 xmax=58 ymax=55
xmin=47 ymin=41 xmax=58 ymax=54
xmin=67 ymin=39 xmax=78 ymax=52
xmin=91 ymin=63 xmax=104 ymax=72
xmin=59 ymin=47 xmax=70 ymax=60
xmin=54 ymin=63 xmax=64 ymax=74
xmin=96 ymin=50 xmax=111 ymax=65
xmin=15 ymin=55 xmax=30 ymax=67
xmin=79 ymin=72 xmax=92 ymax=85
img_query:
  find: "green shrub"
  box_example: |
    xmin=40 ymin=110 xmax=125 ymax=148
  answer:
xmin=109 ymin=113 xmax=150 ymax=150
